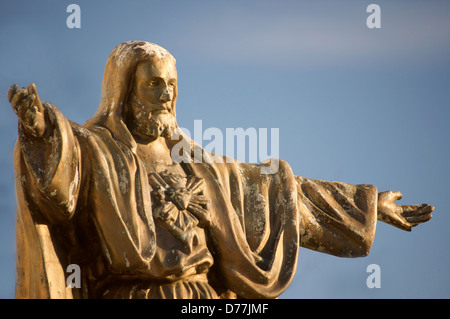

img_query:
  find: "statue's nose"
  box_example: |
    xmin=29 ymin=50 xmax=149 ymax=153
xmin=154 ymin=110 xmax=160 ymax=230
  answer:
xmin=160 ymin=86 xmax=171 ymax=103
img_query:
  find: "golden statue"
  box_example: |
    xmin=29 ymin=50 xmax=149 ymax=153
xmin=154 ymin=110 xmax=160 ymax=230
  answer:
xmin=8 ymin=41 xmax=434 ymax=299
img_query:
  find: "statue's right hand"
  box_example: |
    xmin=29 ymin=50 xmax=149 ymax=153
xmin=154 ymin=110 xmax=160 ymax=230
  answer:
xmin=8 ymin=83 xmax=46 ymax=137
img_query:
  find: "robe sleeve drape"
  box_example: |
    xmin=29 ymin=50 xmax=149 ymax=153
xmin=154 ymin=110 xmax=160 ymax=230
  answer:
xmin=296 ymin=176 xmax=378 ymax=257
xmin=15 ymin=103 xmax=82 ymax=298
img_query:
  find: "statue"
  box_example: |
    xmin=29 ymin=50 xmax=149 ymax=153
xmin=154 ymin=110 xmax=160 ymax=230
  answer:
xmin=8 ymin=41 xmax=434 ymax=299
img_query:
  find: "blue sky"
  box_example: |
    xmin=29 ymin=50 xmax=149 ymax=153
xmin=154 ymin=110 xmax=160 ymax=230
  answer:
xmin=0 ymin=0 xmax=449 ymax=298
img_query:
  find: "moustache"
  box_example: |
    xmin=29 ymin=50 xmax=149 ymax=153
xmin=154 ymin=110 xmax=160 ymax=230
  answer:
xmin=149 ymin=103 xmax=172 ymax=115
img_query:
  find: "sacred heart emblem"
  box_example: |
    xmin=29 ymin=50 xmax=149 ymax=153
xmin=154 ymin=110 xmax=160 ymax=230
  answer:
xmin=148 ymin=170 xmax=211 ymax=231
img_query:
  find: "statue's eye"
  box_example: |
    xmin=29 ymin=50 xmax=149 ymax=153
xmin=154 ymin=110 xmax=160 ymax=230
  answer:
xmin=168 ymin=81 xmax=176 ymax=88
xmin=148 ymin=80 xmax=158 ymax=87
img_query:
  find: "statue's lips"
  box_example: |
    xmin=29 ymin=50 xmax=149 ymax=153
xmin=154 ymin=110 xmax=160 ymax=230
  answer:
xmin=150 ymin=105 xmax=171 ymax=114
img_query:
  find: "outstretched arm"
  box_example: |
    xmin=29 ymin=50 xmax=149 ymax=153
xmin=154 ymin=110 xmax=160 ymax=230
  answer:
xmin=9 ymin=83 xmax=82 ymax=223
xmin=377 ymin=191 xmax=434 ymax=231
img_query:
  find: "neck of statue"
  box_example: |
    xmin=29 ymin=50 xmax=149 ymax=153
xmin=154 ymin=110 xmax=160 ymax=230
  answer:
xmin=135 ymin=135 xmax=174 ymax=165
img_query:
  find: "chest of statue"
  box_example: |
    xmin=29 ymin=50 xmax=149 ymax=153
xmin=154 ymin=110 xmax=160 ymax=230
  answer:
xmin=144 ymin=162 xmax=214 ymax=280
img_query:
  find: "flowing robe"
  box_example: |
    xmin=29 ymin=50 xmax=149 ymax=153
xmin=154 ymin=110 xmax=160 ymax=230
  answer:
xmin=14 ymin=103 xmax=377 ymax=299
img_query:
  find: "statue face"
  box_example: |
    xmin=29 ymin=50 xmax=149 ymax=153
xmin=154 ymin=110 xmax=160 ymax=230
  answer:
xmin=133 ymin=58 xmax=177 ymax=114
xmin=127 ymin=58 xmax=177 ymax=139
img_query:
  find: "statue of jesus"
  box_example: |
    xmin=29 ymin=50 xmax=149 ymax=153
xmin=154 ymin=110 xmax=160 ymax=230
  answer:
xmin=8 ymin=41 xmax=434 ymax=299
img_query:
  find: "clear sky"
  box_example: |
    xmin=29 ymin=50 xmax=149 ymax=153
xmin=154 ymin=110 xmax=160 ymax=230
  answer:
xmin=0 ymin=0 xmax=449 ymax=299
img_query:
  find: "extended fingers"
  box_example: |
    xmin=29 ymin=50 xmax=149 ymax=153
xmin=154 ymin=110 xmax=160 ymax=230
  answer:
xmin=7 ymin=84 xmax=18 ymax=103
xmin=10 ymin=88 xmax=30 ymax=114
xmin=402 ymin=204 xmax=434 ymax=226
xmin=402 ymin=204 xmax=434 ymax=216
xmin=406 ymin=213 xmax=432 ymax=226
xmin=27 ymin=83 xmax=36 ymax=94
xmin=26 ymin=83 xmax=44 ymax=112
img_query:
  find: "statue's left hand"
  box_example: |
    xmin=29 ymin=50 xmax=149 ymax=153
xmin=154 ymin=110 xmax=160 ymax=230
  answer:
xmin=377 ymin=191 xmax=434 ymax=231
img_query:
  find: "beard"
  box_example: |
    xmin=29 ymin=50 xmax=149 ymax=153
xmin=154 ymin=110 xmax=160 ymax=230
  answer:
xmin=147 ymin=111 xmax=177 ymax=138
xmin=132 ymin=109 xmax=177 ymax=139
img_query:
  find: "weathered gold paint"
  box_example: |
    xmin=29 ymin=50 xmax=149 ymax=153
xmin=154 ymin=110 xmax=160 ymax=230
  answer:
xmin=8 ymin=41 xmax=434 ymax=299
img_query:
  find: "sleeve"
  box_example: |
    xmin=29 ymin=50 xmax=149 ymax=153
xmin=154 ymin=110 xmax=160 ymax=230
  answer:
xmin=14 ymin=103 xmax=85 ymax=298
xmin=296 ymin=176 xmax=378 ymax=257
xmin=16 ymin=103 xmax=83 ymax=224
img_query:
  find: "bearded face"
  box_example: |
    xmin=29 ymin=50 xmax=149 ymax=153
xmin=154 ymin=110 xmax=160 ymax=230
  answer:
xmin=126 ymin=57 xmax=178 ymax=140
xmin=128 ymin=99 xmax=177 ymax=139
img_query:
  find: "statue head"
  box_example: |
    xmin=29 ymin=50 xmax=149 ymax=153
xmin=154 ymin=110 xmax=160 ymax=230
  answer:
xmin=125 ymin=50 xmax=178 ymax=140
xmin=86 ymin=41 xmax=178 ymax=147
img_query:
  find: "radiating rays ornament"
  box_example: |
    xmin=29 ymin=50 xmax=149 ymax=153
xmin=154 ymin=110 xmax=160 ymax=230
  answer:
xmin=148 ymin=170 xmax=211 ymax=252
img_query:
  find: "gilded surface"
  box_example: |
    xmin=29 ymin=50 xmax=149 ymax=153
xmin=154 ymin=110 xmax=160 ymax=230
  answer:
xmin=8 ymin=41 xmax=434 ymax=299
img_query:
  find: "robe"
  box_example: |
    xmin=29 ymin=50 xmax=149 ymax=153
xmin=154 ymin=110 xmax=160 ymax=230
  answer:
xmin=14 ymin=102 xmax=377 ymax=299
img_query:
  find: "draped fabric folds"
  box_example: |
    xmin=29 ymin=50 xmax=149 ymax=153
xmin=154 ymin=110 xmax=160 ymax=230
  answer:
xmin=14 ymin=107 xmax=378 ymax=298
